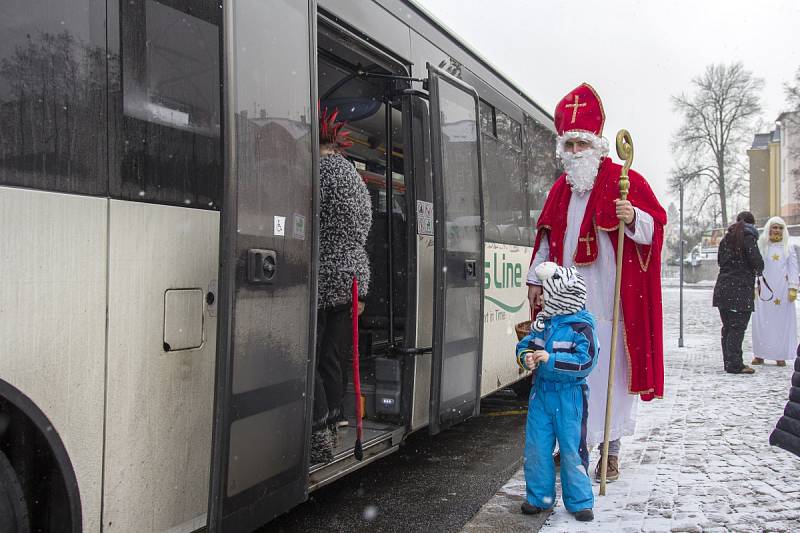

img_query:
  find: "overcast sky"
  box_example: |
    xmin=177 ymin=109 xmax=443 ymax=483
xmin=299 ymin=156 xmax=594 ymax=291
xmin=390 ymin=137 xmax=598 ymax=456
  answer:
xmin=416 ymin=0 xmax=800 ymax=208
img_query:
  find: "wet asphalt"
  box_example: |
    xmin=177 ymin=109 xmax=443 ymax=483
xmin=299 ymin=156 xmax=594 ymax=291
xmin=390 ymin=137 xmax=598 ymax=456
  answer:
xmin=262 ymin=389 xmax=529 ymax=533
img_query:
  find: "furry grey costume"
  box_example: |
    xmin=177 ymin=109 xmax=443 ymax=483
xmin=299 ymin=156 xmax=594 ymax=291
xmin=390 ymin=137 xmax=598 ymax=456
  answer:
xmin=770 ymin=349 xmax=800 ymax=458
xmin=318 ymin=153 xmax=372 ymax=308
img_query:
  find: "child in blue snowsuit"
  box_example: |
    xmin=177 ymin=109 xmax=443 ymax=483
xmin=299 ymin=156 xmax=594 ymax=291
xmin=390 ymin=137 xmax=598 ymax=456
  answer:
xmin=516 ymin=262 xmax=598 ymax=522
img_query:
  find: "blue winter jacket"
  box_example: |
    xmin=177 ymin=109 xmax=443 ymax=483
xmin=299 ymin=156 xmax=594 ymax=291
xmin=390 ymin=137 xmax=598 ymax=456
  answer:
xmin=515 ymin=309 xmax=599 ymax=384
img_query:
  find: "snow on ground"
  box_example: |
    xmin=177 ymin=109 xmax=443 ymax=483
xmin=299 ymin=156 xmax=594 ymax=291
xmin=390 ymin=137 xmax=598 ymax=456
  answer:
xmin=463 ymin=286 xmax=800 ymax=533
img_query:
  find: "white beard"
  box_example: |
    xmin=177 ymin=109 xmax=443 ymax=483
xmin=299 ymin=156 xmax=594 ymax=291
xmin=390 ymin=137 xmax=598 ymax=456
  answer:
xmin=561 ymin=147 xmax=603 ymax=194
xmin=555 ymin=132 xmax=609 ymax=195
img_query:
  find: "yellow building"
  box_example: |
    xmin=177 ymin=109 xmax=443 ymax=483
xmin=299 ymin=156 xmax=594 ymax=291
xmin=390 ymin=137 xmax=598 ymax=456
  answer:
xmin=748 ymin=128 xmax=781 ymax=223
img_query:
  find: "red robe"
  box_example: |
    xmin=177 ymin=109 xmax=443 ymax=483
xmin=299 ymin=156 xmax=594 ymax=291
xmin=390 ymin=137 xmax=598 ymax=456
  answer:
xmin=532 ymin=157 xmax=667 ymax=400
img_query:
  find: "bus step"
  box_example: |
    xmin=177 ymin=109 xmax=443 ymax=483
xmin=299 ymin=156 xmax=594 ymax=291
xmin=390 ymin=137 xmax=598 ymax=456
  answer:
xmin=308 ymin=433 xmax=397 ymax=492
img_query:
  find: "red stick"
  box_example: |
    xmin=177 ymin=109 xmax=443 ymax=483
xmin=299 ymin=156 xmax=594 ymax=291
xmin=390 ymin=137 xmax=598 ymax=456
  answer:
xmin=352 ymin=277 xmax=363 ymax=460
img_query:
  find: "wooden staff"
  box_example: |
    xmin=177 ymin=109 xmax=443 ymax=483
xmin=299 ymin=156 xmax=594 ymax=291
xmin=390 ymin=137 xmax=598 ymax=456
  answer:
xmin=599 ymin=129 xmax=634 ymax=496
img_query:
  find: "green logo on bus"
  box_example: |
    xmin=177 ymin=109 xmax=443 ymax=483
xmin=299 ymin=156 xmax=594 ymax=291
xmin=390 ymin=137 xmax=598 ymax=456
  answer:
xmin=484 ymin=252 xmax=524 ymax=290
xmin=484 ymin=295 xmax=526 ymax=313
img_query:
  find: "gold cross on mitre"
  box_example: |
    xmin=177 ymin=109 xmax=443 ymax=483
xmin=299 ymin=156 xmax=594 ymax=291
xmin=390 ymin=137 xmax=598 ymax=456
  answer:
xmin=565 ymin=94 xmax=587 ymax=124
xmin=579 ymin=233 xmax=594 ymax=255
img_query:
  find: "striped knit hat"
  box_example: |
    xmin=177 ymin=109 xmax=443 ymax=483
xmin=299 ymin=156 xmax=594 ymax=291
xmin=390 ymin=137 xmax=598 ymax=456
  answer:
xmin=532 ymin=262 xmax=587 ymax=332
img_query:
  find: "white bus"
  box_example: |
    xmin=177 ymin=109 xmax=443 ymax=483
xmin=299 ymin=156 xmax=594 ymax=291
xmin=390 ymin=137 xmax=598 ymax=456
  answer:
xmin=0 ymin=1 xmax=558 ymax=531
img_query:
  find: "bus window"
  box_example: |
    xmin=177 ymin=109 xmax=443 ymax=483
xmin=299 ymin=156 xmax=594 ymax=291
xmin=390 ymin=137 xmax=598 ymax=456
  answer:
xmin=482 ymin=105 xmax=526 ymax=245
xmin=479 ymin=100 xmax=495 ymax=137
xmin=0 ymin=0 xmax=107 ymax=195
xmin=110 ymin=0 xmax=222 ymax=209
xmin=496 ymin=109 xmax=522 ymax=150
xmin=524 ymin=115 xmax=559 ymax=244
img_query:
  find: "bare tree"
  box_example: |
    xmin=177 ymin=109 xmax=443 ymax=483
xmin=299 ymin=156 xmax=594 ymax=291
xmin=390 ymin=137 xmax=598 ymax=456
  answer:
xmin=669 ymin=166 xmax=721 ymax=235
xmin=787 ymin=66 xmax=800 ymax=111
xmin=785 ymin=66 xmax=800 ymax=207
xmin=671 ymin=63 xmax=763 ymax=227
xmin=0 ymin=31 xmax=107 ymax=183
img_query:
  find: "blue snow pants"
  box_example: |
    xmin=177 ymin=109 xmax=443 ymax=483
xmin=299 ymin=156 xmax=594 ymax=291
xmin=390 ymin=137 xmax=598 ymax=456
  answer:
xmin=524 ymin=380 xmax=593 ymax=512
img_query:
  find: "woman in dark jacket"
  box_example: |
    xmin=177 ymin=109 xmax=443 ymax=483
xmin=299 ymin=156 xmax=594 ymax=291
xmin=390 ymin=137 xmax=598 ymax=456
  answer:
xmin=712 ymin=211 xmax=764 ymax=374
xmin=769 ymin=344 xmax=800 ymax=458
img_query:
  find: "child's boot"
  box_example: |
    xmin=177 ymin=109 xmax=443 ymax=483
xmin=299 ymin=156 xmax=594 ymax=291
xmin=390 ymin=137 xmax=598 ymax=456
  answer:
xmin=521 ymin=502 xmax=550 ymax=515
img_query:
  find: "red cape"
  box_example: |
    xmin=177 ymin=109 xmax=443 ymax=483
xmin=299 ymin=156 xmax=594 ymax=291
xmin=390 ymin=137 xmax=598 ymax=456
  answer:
xmin=532 ymin=157 xmax=667 ymax=400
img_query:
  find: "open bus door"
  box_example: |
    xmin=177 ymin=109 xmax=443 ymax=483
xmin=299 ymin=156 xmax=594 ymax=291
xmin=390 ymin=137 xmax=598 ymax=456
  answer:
xmin=208 ymin=1 xmax=318 ymax=531
xmin=427 ymin=64 xmax=485 ymax=435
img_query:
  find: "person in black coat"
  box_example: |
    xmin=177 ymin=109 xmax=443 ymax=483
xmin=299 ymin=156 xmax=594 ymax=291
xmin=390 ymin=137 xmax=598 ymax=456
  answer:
xmin=769 ymin=344 xmax=800 ymax=458
xmin=712 ymin=211 xmax=764 ymax=374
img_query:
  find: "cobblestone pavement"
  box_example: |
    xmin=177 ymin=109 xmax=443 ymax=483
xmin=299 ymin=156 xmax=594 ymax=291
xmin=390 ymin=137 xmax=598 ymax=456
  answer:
xmin=463 ymin=287 xmax=800 ymax=532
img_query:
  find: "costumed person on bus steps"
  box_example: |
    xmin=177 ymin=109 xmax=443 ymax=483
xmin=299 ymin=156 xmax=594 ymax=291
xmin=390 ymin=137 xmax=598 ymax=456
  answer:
xmin=712 ymin=211 xmax=764 ymax=375
xmin=752 ymin=216 xmax=798 ymax=367
xmin=527 ymin=83 xmax=666 ymax=482
xmin=311 ymin=107 xmax=372 ymax=464
xmin=516 ymin=262 xmax=597 ymax=522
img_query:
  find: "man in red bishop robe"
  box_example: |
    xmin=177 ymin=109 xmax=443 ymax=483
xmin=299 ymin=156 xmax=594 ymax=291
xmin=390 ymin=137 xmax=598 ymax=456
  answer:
xmin=527 ymin=83 xmax=666 ymax=481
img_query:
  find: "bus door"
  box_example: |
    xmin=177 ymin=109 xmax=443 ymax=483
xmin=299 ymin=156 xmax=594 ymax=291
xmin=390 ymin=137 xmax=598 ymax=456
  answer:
xmin=208 ymin=1 xmax=317 ymax=531
xmin=426 ymin=64 xmax=485 ymax=435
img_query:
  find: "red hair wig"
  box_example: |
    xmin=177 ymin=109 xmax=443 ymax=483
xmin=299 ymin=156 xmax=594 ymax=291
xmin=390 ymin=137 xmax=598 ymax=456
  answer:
xmin=319 ymin=105 xmax=353 ymax=149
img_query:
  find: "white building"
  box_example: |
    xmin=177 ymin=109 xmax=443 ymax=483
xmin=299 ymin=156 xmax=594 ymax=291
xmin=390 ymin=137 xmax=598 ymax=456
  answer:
xmin=778 ymin=111 xmax=800 ymax=219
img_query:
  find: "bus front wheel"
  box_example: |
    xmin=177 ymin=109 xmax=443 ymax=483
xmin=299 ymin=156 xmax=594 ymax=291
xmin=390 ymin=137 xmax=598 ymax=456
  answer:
xmin=0 ymin=449 xmax=30 ymax=533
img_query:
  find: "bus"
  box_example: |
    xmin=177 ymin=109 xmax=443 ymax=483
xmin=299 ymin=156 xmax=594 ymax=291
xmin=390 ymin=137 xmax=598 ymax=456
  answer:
xmin=0 ymin=1 xmax=558 ymax=531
